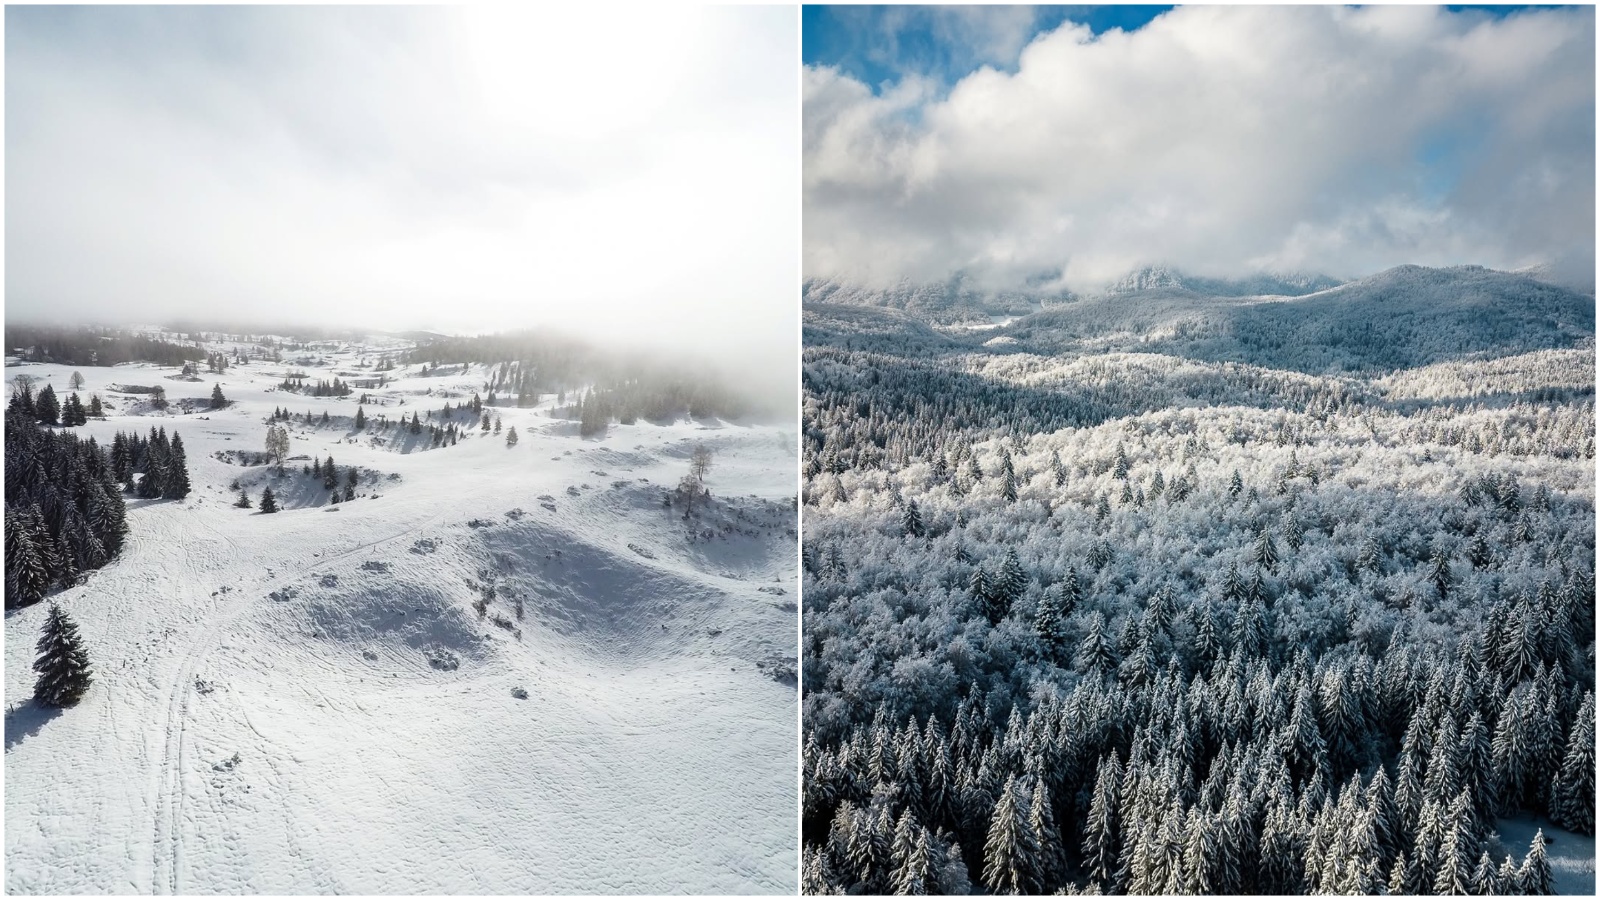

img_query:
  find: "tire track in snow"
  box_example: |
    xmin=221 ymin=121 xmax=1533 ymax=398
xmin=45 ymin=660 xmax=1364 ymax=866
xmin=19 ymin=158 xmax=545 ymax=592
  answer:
xmin=148 ymin=505 xmax=452 ymax=894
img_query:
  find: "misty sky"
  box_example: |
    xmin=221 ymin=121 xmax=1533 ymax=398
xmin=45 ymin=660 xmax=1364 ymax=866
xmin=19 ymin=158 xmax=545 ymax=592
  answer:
xmin=6 ymin=5 xmax=798 ymax=382
xmin=803 ymin=4 xmax=1596 ymax=293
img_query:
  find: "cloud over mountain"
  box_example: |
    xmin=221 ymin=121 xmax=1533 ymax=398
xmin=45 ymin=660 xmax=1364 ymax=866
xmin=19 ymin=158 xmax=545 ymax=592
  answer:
xmin=804 ymin=5 xmax=1595 ymax=293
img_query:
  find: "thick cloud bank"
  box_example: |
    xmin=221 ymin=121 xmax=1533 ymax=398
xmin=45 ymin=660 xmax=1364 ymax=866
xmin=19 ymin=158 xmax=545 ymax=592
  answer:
xmin=7 ymin=5 xmax=799 ymax=389
xmin=803 ymin=5 xmax=1595 ymax=293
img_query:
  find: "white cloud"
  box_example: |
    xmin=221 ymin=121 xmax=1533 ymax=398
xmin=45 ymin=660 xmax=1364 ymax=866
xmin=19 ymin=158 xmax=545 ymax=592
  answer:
xmin=7 ymin=5 xmax=798 ymax=395
xmin=803 ymin=5 xmax=1595 ymax=292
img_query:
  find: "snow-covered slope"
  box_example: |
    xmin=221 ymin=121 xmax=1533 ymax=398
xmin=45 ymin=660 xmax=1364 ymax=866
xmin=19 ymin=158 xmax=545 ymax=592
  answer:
xmin=801 ymin=266 xmax=1340 ymax=323
xmin=802 ymin=276 xmax=1069 ymax=322
xmin=5 ymin=337 xmax=798 ymax=894
xmin=807 ymin=264 xmax=1592 ymax=374
xmin=1101 ymin=265 xmax=1341 ymax=297
xmin=1007 ymin=264 xmax=1595 ymax=373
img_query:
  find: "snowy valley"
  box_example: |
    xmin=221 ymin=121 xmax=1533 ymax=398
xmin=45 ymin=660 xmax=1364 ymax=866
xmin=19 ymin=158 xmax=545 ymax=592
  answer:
xmin=5 ymin=329 xmax=799 ymax=893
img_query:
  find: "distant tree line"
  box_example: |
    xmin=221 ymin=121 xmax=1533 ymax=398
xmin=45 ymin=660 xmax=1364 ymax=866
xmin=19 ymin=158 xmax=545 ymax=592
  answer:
xmin=4 ymin=325 xmax=202 ymax=367
xmin=404 ymin=331 xmax=771 ymax=427
xmin=279 ymin=375 xmax=352 ymax=397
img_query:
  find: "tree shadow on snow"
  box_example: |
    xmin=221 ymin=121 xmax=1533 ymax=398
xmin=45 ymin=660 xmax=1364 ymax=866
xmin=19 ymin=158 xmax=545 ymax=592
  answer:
xmin=5 ymin=700 xmax=63 ymax=752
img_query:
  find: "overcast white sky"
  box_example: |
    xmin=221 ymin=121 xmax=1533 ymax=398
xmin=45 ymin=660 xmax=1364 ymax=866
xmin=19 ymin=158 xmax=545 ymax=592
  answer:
xmin=6 ymin=4 xmax=798 ymax=384
xmin=803 ymin=4 xmax=1595 ymax=293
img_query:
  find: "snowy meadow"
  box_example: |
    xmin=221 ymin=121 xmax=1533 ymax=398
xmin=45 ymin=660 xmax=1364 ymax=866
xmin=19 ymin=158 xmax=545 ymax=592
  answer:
xmin=6 ymin=326 xmax=799 ymax=893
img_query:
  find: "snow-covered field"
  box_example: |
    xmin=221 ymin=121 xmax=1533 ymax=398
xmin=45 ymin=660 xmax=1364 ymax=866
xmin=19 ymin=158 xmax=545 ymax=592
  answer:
xmin=5 ymin=336 xmax=799 ymax=893
xmin=1495 ymin=816 xmax=1595 ymax=896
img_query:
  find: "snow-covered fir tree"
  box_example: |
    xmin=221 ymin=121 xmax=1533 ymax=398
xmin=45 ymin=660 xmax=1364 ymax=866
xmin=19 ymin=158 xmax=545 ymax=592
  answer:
xmin=33 ymin=604 xmax=93 ymax=707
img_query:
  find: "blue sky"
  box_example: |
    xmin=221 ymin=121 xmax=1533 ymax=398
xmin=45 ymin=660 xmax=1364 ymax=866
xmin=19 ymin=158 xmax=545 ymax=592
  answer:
xmin=803 ymin=5 xmax=1172 ymax=89
xmin=803 ymin=4 xmax=1595 ymax=291
xmin=804 ymin=5 xmax=1570 ymax=94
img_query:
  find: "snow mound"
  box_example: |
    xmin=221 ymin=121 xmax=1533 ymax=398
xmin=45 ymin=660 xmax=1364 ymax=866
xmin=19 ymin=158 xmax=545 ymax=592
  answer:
xmin=297 ymin=577 xmax=487 ymax=664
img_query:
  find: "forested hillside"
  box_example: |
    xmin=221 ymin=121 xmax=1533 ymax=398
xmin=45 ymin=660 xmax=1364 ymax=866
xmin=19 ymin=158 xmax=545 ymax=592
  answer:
xmin=800 ymin=283 xmax=1595 ymax=894
xmin=1006 ymin=266 xmax=1593 ymax=374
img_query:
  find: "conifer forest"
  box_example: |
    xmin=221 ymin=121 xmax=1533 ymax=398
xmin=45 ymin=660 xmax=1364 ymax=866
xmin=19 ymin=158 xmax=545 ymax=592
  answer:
xmin=799 ymin=272 xmax=1596 ymax=895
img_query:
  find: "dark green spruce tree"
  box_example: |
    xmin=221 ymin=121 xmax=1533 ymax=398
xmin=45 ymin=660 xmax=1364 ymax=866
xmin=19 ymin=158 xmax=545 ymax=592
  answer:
xmin=34 ymin=604 xmax=93 ymax=707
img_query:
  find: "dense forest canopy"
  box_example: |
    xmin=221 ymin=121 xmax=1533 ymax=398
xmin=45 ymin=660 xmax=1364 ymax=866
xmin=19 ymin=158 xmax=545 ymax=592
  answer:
xmin=4 ymin=415 xmax=129 ymax=608
xmin=800 ymin=279 xmax=1595 ymax=895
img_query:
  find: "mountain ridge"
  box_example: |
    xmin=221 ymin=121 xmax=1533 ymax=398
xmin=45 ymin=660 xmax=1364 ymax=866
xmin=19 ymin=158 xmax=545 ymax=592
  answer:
xmin=802 ymin=264 xmax=1348 ymax=319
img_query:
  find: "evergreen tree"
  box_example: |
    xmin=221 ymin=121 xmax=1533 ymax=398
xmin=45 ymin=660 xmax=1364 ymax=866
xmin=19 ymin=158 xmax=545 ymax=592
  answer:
xmin=61 ymin=393 xmax=86 ymax=426
xmin=1429 ymin=550 xmax=1454 ymax=601
xmin=1077 ymin=614 xmax=1119 ymax=676
xmin=982 ymin=775 xmax=1037 ymax=895
xmin=1497 ymin=856 xmax=1522 ymax=895
xmin=1470 ymin=851 xmax=1498 ymax=895
xmin=354 ymin=406 xmax=366 ymax=431
xmin=901 ymin=500 xmax=925 ymax=538
xmin=210 ymin=383 xmax=227 ymax=409
xmin=1083 ymin=754 xmax=1122 ymax=888
xmin=1034 ymin=583 xmax=1070 ymax=656
xmin=259 ymin=487 xmax=279 ymax=513
xmin=506 ymin=426 xmax=519 ymax=447
xmin=35 ymin=384 xmax=60 ymax=425
xmin=968 ymin=567 xmax=991 ymax=614
xmin=1253 ymin=525 xmax=1279 ymax=572
xmin=1058 ymin=566 xmax=1080 ymax=617
xmin=1366 ymin=764 xmax=1399 ymax=863
xmin=1221 ymin=563 xmax=1244 ymax=603
xmin=1196 ymin=598 xmax=1216 ymax=662
xmin=235 ymin=489 xmax=252 ymax=508
xmin=1386 ymin=851 xmax=1410 ymax=895
xmin=1469 ymin=534 xmax=1493 ymax=569
xmin=891 ymin=815 xmax=934 ymax=895
xmin=1518 ymin=829 xmax=1553 ymax=895
xmin=87 ymin=394 xmax=103 ymax=418
xmin=1432 ymin=790 xmax=1477 ymax=895
xmin=163 ymin=434 xmax=191 ymax=500
xmin=1027 ymin=777 xmax=1062 ymax=889
xmin=33 ymin=604 xmax=93 ymax=707
xmin=1233 ymin=597 xmax=1269 ymax=659
xmin=1282 ymin=512 xmax=1303 ymax=551
xmin=1549 ymin=695 xmax=1594 ymax=835
xmin=995 ymin=551 xmax=1025 ymax=612
xmin=6 ymin=513 xmax=53 ymax=607
xmin=1357 ymin=535 xmax=1383 ymax=574
xmin=9 ymin=380 xmax=36 ymax=418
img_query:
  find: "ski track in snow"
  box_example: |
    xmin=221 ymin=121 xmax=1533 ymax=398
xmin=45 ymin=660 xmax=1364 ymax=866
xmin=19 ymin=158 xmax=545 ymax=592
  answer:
xmin=5 ymin=341 xmax=799 ymax=894
xmin=150 ymin=507 xmax=454 ymax=895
